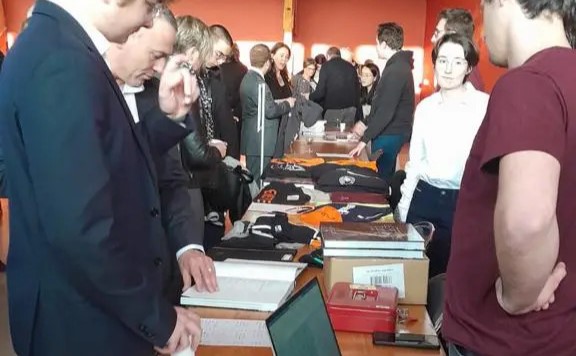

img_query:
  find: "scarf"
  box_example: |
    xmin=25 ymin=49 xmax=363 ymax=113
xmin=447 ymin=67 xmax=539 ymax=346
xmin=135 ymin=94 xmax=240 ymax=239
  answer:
xmin=197 ymin=72 xmax=215 ymax=140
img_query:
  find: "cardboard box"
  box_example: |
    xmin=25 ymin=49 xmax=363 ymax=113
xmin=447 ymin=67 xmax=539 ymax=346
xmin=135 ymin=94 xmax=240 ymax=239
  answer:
xmin=324 ymin=257 xmax=429 ymax=305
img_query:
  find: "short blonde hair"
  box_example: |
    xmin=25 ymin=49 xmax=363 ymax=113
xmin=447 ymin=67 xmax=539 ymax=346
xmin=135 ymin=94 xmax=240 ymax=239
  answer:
xmin=174 ymin=16 xmax=214 ymax=66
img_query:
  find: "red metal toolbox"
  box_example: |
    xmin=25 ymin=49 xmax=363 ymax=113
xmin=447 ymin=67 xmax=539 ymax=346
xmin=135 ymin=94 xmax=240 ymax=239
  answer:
xmin=327 ymin=282 xmax=398 ymax=333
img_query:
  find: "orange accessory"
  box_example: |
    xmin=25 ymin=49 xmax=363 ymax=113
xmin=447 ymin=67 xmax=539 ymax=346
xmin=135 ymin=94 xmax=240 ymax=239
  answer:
xmin=299 ymin=206 xmax=343 ymax=228
xmin=271 ymin=157 xmax=325 ymax=167
xmin=329 ymin=160 xmax=378 ymax=171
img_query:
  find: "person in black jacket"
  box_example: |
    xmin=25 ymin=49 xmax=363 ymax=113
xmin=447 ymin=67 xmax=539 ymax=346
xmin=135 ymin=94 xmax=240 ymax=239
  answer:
xmin=350 ymin=23 xmax=415 ymax=181
xmin=105 ymin=6 xmax=219 ymax=302
xmin=359 ymin=63 xmax=380 ymax=118
xmin=206 ymin=24 xmax=240 ymax=159
xmin=310 ymin=46 xmax=362 ymax=128
xmin=219 ymin=43 xmax=248 ymax=144
xmin=0 ymin=1 xmax=201 ymax=354
xmin=266 ymin=42 xmax=293 ymax=101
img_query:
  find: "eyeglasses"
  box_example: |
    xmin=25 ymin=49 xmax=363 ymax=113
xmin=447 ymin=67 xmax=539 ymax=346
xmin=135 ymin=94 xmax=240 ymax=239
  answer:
xmin=436 ymin=57 xmax=468 ymax=68
xmin=214 ymin=50 xmax=231 ymax=62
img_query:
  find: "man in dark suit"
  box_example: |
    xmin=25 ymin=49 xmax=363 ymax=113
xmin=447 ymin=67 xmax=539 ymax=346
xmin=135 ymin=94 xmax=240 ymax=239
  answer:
xmin=0 ymin=1 xmax=202 ymax=355
xmin=105 ymin=7 xmax=218 ymax=299
xmin=310 ymin=46 xmax=362 ymax=128
xmin=240 ymin=44 xmax=294 ymax=183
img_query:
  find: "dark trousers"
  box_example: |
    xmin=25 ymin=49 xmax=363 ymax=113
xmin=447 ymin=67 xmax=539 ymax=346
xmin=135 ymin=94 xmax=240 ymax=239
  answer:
xmin=371 ymin=134 xmax=405 ymax=181
xmin=246 ymin=155 xmax=272 ymax=184
xmin=406 ymin=180 xmax=458 ymax=278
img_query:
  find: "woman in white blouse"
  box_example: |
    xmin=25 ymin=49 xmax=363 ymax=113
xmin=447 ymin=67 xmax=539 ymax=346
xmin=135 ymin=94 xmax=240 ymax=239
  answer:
xmin=396 ymin=33 xmax=489 ymax=277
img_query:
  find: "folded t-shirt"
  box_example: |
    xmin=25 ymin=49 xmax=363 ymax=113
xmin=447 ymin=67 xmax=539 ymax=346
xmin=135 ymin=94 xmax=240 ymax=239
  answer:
xmin=254 ymin=182 xmax=311 ymax=205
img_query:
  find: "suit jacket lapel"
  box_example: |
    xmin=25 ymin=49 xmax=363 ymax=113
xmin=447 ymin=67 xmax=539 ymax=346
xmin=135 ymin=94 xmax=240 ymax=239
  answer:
xmin=35 ymin=0 xmax=158 ymax=185
xmin=135 ymin=81 xmax=159 ymax=120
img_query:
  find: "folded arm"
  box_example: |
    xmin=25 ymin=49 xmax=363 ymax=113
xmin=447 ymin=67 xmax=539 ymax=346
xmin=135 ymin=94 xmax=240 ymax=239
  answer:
xmin=494 ymin=151 xmax=560 ymax=313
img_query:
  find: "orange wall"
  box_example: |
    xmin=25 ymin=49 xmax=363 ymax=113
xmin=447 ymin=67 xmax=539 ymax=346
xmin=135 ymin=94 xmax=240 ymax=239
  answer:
xmin=4 ymin=0 xmax=33 ymax=34
xmin=2 ymin=0 xmax=284 ymax=41
xmin=2 ymin=0 xmax=505 ymax=90
xmin=170 ymin=0 xmax=284 ymax=41
xmin=294 ymin=0 xmax=427 ymax=56
xmin=423 ymin=0 xmax=505 ymax=92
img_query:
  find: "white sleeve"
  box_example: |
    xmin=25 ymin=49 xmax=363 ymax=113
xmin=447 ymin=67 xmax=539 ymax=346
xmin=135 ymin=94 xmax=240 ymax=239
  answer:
xmin=397 ymin=103 xmax=427 ymax=222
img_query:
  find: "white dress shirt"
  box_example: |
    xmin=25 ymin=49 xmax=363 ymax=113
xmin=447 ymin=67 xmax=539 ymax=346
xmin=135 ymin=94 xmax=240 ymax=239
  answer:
xmin=121 ymin=85 xmax=205 ymax=258
xmin=397 ymin=87 xmax=489 ymax=222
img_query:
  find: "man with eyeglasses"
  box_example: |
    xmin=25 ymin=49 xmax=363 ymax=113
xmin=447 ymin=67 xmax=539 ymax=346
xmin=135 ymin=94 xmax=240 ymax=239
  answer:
xmin=0 ymin=0 xmax=202 ymax=354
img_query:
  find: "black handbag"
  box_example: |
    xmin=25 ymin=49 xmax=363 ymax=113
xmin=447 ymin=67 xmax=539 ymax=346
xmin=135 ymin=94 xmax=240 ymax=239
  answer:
xmin=201 ymin=162 xmax=254 ymax=221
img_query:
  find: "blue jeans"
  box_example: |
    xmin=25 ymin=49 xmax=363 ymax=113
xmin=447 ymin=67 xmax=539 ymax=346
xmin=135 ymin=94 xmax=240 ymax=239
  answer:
xmin=406 ymin=180 xmax=459 ymax=278
xmin=371 ymin=134 xmax=405 ymax=181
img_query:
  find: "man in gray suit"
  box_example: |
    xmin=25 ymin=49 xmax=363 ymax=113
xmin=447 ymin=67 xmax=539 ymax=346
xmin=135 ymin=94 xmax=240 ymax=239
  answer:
xmin=240 ymin=44 xmax=295 ymax=183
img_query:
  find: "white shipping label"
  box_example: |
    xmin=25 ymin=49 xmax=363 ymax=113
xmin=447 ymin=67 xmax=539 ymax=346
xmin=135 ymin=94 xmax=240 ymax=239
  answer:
xmin=352 ymin=264 xmax=406 ymax=299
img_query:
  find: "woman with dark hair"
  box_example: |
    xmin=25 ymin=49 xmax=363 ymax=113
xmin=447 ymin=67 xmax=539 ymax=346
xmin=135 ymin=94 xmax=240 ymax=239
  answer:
xmin=292 ymin=58 xmax=317 ymax=97
xmin=359 ymin=63 xmax=380 ymax=117
xmin=313 ymin=54 xmax=326 ymax=86
xmin=396 ymin=33 xmax=489 ymax=277
xmin=265 ymin=42 xmax=292 ymax=100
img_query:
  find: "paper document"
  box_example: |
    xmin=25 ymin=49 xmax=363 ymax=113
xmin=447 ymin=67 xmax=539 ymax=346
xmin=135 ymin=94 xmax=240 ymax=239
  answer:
xmin=199 ymin=318 xmax=272 ymax=347
xmin=172 ymin=347 xmax=194 ymax=356
xmin=181 ymin=260 xmax=305 ymax=311
xmin=353 ymin=264 xmax=406 ymax=298
xmin=316 ymin=152 xmax=352 ymax=158
xmin=172 ymin=336 xmax=195 ymax=356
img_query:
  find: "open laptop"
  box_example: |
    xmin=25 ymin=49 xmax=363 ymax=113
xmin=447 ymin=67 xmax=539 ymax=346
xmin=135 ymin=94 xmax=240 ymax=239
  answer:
xmin=266 ymin=278 xmax=342 ymax=356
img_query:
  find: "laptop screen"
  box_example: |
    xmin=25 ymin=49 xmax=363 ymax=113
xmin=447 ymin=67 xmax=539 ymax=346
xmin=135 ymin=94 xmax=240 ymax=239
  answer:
xmin=266 ymin=278 xmax=342 ymax=356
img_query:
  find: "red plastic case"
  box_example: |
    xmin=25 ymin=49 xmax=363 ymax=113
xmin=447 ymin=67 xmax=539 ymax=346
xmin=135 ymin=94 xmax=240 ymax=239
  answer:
xmin=327 ymin=283 xmax=398 ymax=333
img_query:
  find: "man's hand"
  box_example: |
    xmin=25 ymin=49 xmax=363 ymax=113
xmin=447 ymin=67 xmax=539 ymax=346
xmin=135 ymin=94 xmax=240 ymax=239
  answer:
xmin=351 ymin=121 xmax=367 ymax=139
xmin=209 ymin=139 xmax=227 ymax=158
xmin=154 ymin=307 xmax=201 ymax=355
xmin=159 ymin=54 xmax=200 ymax=121
xmin=349 ymin=141 xmax=367 ymax=157
xmin=496 ymin=261 xmax=567 ymax=315
xmin=178 ymin=250 xmax=218 ymax=293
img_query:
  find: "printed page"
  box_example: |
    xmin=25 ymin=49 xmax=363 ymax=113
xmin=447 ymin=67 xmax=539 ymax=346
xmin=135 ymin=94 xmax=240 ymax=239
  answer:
xmin=199 ymin=319 xmax=272 ymax=347
xmin=214 ymin=260 xmax=301 ymax=281
xmin=315 ymin=152 xmax=352 ymax=158
xmin=225 ymin=259 xmax=307 ymax=278
xmin=352 ymin=264 xmax=406 ymax=298
xmin=182 ymin=277 xmax=293 ymax=311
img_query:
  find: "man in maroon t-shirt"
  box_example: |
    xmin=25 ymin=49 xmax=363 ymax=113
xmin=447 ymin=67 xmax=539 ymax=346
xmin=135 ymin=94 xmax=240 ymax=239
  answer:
xmin=431 ymin=8 xmax=485 ymax=92
xmin=443 ymin=1 xmax=576 ymax=355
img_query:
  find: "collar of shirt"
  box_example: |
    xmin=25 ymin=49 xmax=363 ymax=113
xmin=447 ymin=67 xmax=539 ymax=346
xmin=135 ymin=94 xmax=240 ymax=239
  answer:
xmin=249 ymin=67 xmax=266 ymax=79
xmin=122 ymin=84 xmax=145 ymax=95
xmin=433 ymin=85 xmax=479 ymax=106
xmin=49 ymin=0 xmax=110 ymax=56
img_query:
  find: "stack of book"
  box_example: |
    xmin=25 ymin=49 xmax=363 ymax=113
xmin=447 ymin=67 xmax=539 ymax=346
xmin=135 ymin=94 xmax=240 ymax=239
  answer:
xmin=180 ymin=259 xmax=307 ymax=312
xmin=320 ymin=222 xmax=425 ymax=259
